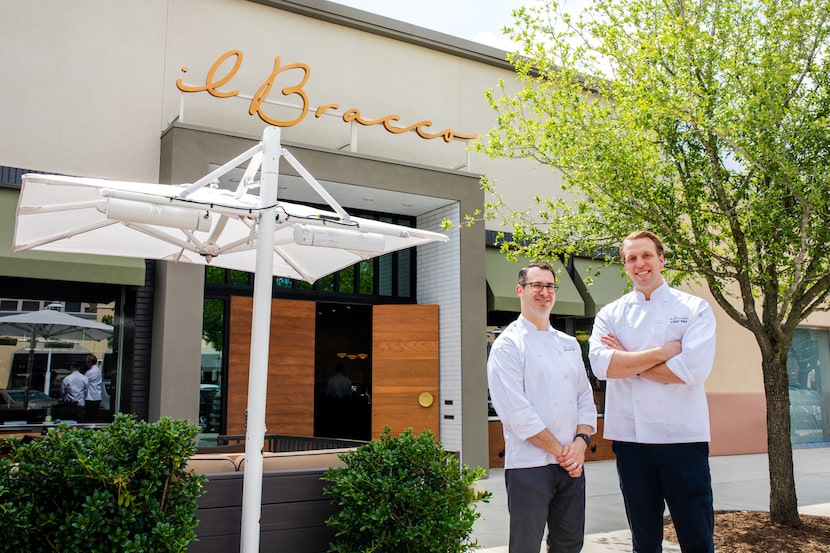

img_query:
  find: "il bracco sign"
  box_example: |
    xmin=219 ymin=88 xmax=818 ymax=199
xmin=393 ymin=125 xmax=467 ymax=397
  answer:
xmin=177 ymin=50 xmax=478 ymax=143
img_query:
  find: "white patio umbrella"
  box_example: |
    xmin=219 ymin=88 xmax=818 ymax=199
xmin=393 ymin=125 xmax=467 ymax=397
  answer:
xmin=12 ymin=126 xmax=449 ymax=553
xmin=0 ymin=307 xmax=113 ymax=405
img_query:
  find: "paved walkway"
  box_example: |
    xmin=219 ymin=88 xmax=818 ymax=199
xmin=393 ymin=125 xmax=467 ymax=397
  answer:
xmin=471 ymin=446 xmax=830 ymax=552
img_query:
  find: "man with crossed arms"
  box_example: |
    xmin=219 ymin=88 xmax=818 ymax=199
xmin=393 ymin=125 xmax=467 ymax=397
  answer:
xmin=589 ymin=230 xmax=716 ymax=553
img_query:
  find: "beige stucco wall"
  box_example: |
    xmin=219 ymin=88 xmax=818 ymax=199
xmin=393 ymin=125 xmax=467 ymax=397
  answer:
xmin=680 ymin=283 xmax=765 ymax=394
xmin=1 ymin=2 xmax=168 ymax=181
xmin=683 ymin=282 xmax=830 ymax=396
xmin=802 ymin=308 xmax=830 ymax=328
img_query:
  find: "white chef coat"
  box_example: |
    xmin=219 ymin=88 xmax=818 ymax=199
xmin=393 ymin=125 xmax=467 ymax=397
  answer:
xmin=85 ymin=363 xmax=102 ymax=402
xmin=488 ymin=315 xmax=597 ymax=469
xmin=588 ymin=282 xmax=716 ymax=444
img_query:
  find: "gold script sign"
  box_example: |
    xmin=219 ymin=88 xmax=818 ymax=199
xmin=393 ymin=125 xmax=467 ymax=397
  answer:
xmin=177 ymin=50 xmax=478 ymax=143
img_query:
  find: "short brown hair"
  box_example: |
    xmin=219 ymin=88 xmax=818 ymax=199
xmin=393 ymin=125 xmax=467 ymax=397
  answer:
xmin=518 ymin=262 xmax=556 ymax=285
xmin=620 ymin=230 xmax=664 ymax=258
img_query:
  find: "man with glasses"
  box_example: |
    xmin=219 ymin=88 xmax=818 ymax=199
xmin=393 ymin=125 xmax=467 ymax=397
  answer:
xmin=589 ymin=230 xmax=716 ymax=553
xmin=488 ymin=261 xmax=597 ymax=553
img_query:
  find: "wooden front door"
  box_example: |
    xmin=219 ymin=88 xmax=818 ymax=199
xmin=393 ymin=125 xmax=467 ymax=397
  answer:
xmin=371 ymin=304 xmax=440 ymax=438
xmin=226 ymin=296 xmax=315 ymax=437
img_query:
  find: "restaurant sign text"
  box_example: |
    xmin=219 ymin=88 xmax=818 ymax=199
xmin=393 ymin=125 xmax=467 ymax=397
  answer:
xmin=177 ymin=50 xmax=477 ymax=143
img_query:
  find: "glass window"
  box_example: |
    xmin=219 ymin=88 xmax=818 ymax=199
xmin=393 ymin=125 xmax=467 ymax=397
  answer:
xmin=787 ymin=328 xmax=830 ymax=445
xmin=378 ymin=254 xmax=393 ymax=296
xmin=206 ymin=266 xmax=226 ymax=284
xmin=274 ymin=276 xmax=293 ymax=289
xmin=317 ymin=273 xmax=335 ymax=292
xmin=359 ymin=260 xmax=374 ymax=294
xmin=0 ymin=297 xmax=120 ymax=424
xmin=338 ymin=267 xmax=354 ymax=293
xmin=397 ymin=249 xmax=411 ymax=298
xmin=229 ymin=270 xmax=249 ymax=285
xmin=200 ymin=298 xmax=225 ymax=443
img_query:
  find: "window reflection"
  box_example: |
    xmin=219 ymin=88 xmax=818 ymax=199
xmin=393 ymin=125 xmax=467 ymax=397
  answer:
xmin=0 ymin=298 xmax=119 ymax=424
xmin=787 ymin=328 xmax=830 ymax=445
xmin=200 ymin=298 xmax=225 ymax=444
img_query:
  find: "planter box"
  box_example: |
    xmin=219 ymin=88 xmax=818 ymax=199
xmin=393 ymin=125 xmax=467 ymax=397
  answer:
xmin=188 ymin=448 xmax=353 ymax=553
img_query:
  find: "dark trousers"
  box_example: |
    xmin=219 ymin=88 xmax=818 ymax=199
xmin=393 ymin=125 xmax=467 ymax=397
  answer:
xmin=85 ymin=400 xmax=101 ymax=421
xmin=613 ymin=441 xmax=714 ymax=553
xmin=505 ymin=464 xmax=586 ymax=553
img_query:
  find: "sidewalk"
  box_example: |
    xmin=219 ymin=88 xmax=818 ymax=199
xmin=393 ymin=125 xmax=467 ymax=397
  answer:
xmin=472 ymin=446 xmax=830 ymax=552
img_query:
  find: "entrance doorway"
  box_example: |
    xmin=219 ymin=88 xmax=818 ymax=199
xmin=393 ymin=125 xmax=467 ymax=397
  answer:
xmin=225 ymin=297 xmax=439 ymax=441
xmin=314 ymin=302 xmax=372 ymax=440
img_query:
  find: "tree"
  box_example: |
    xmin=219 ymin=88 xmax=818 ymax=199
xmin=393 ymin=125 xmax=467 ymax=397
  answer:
xmin=202 ymin=298 xmax=225 ymax=352
xmin=476 ymin=0 xmax=830 ymax=525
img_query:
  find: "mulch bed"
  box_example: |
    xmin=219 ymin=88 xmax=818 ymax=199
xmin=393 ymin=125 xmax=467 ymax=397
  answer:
xmin=663 ymin=510 xmax=830 ymax=552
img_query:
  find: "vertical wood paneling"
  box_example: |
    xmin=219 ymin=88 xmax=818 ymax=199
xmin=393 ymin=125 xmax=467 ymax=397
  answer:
xmin=371 ymin=304 xmax=439 ymax=438
xmin=488 ymin=420 xmax=505 ymax=468
xmin=227 ymin=297 xmax=315 ymax=439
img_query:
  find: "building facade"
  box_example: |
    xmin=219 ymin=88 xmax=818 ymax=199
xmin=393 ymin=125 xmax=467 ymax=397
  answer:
xmin=1 ymin=0 xmax=827 ymax=471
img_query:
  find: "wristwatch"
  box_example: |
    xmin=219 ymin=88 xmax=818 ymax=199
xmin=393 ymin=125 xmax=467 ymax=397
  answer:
xmin=575 ymin=433 xmax=591 ymax=447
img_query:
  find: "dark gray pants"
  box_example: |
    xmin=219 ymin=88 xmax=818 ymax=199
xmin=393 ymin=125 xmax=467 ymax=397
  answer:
xmin=505 ymin=464 xmax=586 ymax=553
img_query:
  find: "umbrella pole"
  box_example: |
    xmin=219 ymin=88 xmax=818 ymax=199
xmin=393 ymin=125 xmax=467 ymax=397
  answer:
xmin=44 ymin=347 xmax=53 ymax=395
xmin=240 ymin=126 xmax=281 ymax=553
xmin=24 ymin=334 xmax=36 ymax=410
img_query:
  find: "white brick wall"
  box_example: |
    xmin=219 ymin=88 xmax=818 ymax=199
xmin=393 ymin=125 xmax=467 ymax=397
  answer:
xmin=417 ymin=203 xmax=462 ymax=454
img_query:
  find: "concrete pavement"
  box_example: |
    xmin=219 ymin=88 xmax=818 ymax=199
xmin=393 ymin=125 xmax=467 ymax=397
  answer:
xmin=471 ymin=446 xmax=830 ymax=552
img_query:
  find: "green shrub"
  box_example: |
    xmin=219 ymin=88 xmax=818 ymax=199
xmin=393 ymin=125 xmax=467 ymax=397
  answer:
xmin=0 ymin=414 xmax=205 ymax=553
xmin=323 ymin=427 xmax=492 ymax=553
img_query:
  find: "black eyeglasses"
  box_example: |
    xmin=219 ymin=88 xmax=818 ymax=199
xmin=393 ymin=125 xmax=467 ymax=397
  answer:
xmin=520 ymin=281 xmax=559 ymax=292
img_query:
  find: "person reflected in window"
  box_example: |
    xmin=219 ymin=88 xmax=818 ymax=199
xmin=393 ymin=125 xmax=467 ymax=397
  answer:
xmin=60 ymin=362 xmax=88 ymax=420
xmin=83 ymin=354 xmax=102 ymax=421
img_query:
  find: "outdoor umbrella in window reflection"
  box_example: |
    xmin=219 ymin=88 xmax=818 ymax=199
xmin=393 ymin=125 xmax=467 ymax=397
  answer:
xmin=11 ymin=126 xmax=449 ymax=553
xmin=0 ymin=306 xmax=113 ymax=409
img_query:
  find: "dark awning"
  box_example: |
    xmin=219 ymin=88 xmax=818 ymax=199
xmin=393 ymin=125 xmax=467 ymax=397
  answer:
xmin=572 ymin=258 xmax=628 ymax=317
xmin=485 ymin=249 xmax=584 ymax=317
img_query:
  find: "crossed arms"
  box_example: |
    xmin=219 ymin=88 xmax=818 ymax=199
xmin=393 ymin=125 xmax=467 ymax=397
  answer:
xmin=600 ymin=333 xmax=684 ymax=384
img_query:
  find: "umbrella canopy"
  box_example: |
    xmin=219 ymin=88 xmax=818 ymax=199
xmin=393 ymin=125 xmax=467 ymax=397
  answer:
xmin=0 ymin=309 xmax=113 ymax=342
xmin=12 ymin=126 xmax=449 ymax=553
xmin=14 ymin=175 xmax=445 ymax=285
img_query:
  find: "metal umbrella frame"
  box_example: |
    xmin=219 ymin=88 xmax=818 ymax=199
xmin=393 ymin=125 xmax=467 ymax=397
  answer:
xmin=13 ymin=126 xmax=449 ymax=553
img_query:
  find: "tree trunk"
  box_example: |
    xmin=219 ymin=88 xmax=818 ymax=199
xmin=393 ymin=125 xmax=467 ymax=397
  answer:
xmin=762 ymin=354 xmax=801 ymax=526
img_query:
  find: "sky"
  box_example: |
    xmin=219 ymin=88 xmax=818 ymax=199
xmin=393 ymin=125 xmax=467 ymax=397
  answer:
xmin=328 ymin=0 xmax=528 ymax=50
